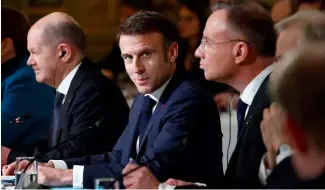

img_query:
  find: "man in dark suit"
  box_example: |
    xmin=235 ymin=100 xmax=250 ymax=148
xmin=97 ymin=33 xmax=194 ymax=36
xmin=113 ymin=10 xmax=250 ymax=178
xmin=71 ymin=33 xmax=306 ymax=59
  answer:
xmin=259 ymin=19 xmax=325 ymax=189
xmin=2 ymin=12 xmax=129 ymax=165
xmin=116 ymin=3 xmax=277 ymax=189
xmin=264 ymin=41 xmax=325 ymax=188
xmin=193 ymin=2 xmax=276 ymax=188
xmin=4 ymin=11 xmax=224 ymax=189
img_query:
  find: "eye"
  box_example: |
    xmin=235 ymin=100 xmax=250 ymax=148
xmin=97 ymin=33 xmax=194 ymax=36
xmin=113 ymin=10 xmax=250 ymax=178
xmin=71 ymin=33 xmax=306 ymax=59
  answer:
xmin=142 ymin=52 xmax=151 ymax=57
xmin=123 ymin=55 xmax=133 ymax=61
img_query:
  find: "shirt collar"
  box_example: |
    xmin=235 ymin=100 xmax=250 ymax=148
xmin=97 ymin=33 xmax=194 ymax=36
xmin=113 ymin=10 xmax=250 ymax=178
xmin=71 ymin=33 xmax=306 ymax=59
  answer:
xmin=240 ymin=64 xmax=273 ymax=106
xmin=57 ymin=62 xmax=82 ymax=95
xmin=145 ymin=76 xmax=172 ymax=103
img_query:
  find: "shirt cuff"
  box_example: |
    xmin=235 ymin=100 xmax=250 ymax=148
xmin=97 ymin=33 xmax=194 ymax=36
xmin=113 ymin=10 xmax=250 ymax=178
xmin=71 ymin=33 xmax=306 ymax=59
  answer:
xmin=258 ymin=144 xmax=293 ymax=185
xmin=73 ymin=165 xmax=84 ymax=188
xmin=159 ymin=183 xmax=176 ymax=190
xmin=258 ymin=154 xmax=271 ymax=185
xmin=49 ymin=160 xmax=68 ymax=169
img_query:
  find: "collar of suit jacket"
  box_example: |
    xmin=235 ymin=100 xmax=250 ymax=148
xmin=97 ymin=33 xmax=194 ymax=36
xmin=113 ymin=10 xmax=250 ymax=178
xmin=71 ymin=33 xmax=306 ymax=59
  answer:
xmin=145 ymin=75 xmax=172 ymax=103
xmin=57 ymin=62 xmax=82 ymax=96
xmin=240 ymin=64 xmax=273 ymax=107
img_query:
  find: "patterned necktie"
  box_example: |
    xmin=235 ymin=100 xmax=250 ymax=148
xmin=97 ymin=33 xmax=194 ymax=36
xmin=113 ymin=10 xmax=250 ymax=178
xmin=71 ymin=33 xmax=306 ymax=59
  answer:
xmin=51 ymin=92 xmax=65 ymax=146
xmin=237 ymin=98 xmax=248 ymax=138
xmin=138 ymin=96 xmax=156 ymax=142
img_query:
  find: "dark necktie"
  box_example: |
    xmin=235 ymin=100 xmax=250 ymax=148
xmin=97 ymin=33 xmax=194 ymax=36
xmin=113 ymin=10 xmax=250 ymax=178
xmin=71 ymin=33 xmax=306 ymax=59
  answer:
xmin=138 ymin=96 xmax=156 ymax=142
xmin=237 ymin=98 xmax=248 ymax=138
xmin=51 ymin=92 xmax=65 ymax=146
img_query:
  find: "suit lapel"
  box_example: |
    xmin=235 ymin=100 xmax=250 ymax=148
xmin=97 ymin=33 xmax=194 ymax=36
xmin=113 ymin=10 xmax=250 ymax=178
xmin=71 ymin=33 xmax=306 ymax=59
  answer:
xmin=124 ymin=95 xmax=143 ymax=159
xmin=57 ymin=58 xmax=89 ymax=142
xmin=228 ymin=76 xmax=271 ymax=167
xmin=137 ymin=70 xmax=185 ymax=156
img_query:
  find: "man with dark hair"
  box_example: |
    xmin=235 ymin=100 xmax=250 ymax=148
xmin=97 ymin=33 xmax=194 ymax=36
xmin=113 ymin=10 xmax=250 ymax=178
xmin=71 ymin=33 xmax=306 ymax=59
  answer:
xmin=118 ymin=2 xmax=277 ymax=189
xmin=197 ymin=2 xmax=276 ymax=188
xmin=2 ymin=12 xmax=129 ymax=166
xmin=1 ymin=7 xmax=54 ymax=166
xmin=4 ymin=11 xmax=224 ymax=189
xmin=89 ymin=2 xmax=276 ymax=189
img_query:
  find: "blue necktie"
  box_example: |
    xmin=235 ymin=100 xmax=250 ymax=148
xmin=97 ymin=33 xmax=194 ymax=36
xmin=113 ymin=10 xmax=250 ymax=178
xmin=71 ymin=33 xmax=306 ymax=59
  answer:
xmin=237 ymin=99 xmax=248 ymax=138
xmin=51 ymin=92 xmax=65 ymax=146
xmin=138 ymin=96 xmax=156 ymax=142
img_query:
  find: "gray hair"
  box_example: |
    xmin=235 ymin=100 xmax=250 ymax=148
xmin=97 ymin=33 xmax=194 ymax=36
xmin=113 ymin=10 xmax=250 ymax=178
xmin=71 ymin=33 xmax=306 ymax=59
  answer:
xmin=270 ymin=42 xmax=325 ymax=151
xmin=42 ymin=20 xmax=86 ymax=51
xmin=301 ymin=21 xmax=325 ymax=42
xmin=274 ymin=10 xmax=325 ymax=34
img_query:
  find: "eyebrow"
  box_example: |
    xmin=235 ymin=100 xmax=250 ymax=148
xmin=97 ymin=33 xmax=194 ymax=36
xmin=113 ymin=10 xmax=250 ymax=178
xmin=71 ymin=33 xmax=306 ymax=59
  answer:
xmin=121 ymin=47 xmax=156 ymax=57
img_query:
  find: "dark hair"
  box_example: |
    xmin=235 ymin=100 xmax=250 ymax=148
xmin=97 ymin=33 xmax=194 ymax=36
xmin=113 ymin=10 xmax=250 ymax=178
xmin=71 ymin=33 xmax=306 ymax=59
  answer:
xmin=179 ymin=0 xmax=210 ymax=43
xmin=116 ymin=11 xmax=178 ymax=51
xmin=1 ymin=6 xmax=30 ymax=57
xmin=42 ymin=21 xmax=86 ymax=51
xmin=212 ymin=1 xmax=276 ymax=57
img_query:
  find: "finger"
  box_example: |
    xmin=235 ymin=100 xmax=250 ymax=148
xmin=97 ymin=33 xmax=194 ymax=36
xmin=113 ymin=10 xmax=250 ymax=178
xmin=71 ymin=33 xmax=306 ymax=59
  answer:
xmin=165 ymin=178 xmax=178 ymax=186
xmin=122 ymin=163 xmax=139 ymax=175
xmin=123 ymin=177 xmax=136 ymax=189
xmin=270 ymin=103 xmax=279 ymax=114
xmin=263 ymin=108 xmax=271 ymax=120
xmin=4 ymin=163 xmax=16 ymax=175
xmin=2 ymin=165 xmax=9 ymax=175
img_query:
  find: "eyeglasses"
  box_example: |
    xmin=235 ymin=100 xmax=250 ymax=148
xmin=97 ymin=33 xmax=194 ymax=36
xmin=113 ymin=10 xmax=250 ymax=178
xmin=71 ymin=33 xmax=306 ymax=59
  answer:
xmin=199 ymin=39 xmax=250 ymax=51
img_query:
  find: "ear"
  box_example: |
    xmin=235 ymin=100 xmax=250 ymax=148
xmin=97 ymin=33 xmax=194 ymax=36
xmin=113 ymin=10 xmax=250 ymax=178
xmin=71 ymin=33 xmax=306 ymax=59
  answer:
xmin=58 ymin=43 xmax=71 ymax=62
xmin=167 ymin=42 xmax=178 ymax=63
xmin=233 ymin=42 xmax=249 ymax=65
xmin=286 ymin=115 xmax=308 ymax=153
xmin=1 ymin=38 xmax=16 ymax=63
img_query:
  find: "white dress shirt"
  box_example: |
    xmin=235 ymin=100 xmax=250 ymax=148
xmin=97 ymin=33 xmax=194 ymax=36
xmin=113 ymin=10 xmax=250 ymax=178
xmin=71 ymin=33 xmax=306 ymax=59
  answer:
xmin=51 ymin=76 xmax=172 ymax=188
xmin=56 ymin=63 xmax=82 ymax=102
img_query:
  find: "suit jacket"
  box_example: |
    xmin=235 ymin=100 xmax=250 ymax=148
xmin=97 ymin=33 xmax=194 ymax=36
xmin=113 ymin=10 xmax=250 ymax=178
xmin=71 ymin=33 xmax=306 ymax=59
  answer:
xmin=64 ymin=70 xmax=224 ymax=188
xmin=2 ymin=55 xmax=54 ymax=149
xmin=224 ymin=77 xmax=271 ymax=188
xmin=8 ymin=58 xmax=129 ymax=163
xmin=267 ymin=157 xmax=325 ymax=188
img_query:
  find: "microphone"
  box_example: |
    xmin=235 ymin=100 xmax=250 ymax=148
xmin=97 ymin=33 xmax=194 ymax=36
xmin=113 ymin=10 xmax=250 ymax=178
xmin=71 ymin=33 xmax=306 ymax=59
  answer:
xmin=10 ymin=114 xmax=32 ymax=124
xmin=15 ymin=117 xmax=105 ymax=189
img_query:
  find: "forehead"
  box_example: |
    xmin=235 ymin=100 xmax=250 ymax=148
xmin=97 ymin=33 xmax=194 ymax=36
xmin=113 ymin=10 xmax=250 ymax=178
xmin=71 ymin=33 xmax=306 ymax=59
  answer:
xmin=276 ymin=28 xmax=300 ymax=56
xmin=204 ymin=10 xmax=229 ymax=40
xmin=27 ymin=27 xmax=43 ymax=48
xmin=119 ymin=32 xmax=164 ymax=54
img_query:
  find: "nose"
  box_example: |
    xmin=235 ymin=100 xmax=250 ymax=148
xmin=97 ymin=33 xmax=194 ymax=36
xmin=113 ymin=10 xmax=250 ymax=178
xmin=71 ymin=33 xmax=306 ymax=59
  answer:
xmin=195 ymin=45 xmax=204 ymax=59
xmin=133 ymin=59 xmax=145 ymax=74
xmin=26 ymin=55 xmax=34 ymax=66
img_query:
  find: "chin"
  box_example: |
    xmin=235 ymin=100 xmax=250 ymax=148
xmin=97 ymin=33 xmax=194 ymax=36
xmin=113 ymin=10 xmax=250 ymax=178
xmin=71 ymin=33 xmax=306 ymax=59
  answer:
xmin=136 ymin=86 xmax=153 ymax=94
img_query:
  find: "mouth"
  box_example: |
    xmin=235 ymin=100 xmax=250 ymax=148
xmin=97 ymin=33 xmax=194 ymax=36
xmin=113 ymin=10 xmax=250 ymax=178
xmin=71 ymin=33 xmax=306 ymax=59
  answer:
xmin=199 ymin=63 xmax=204 ymax=69
xmin=136 ymin=78 xmax=149 ymax=86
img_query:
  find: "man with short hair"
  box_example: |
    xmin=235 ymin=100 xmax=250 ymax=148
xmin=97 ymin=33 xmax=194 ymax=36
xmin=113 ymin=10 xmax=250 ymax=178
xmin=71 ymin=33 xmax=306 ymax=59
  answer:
xmin=266 ymin=41 xmax=325 ymax=188
xmin=259 ymin=19 xmax=325 ymax=188
xmin=196 ymin=2 xmax=276 ymax=188
xmin=120 ymin=2 xmax=277 ymax=189
xmin=2 ymin=12 xmax=129 ymax=165
xmin=3 ymin=11 xmax=224 ymax=189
